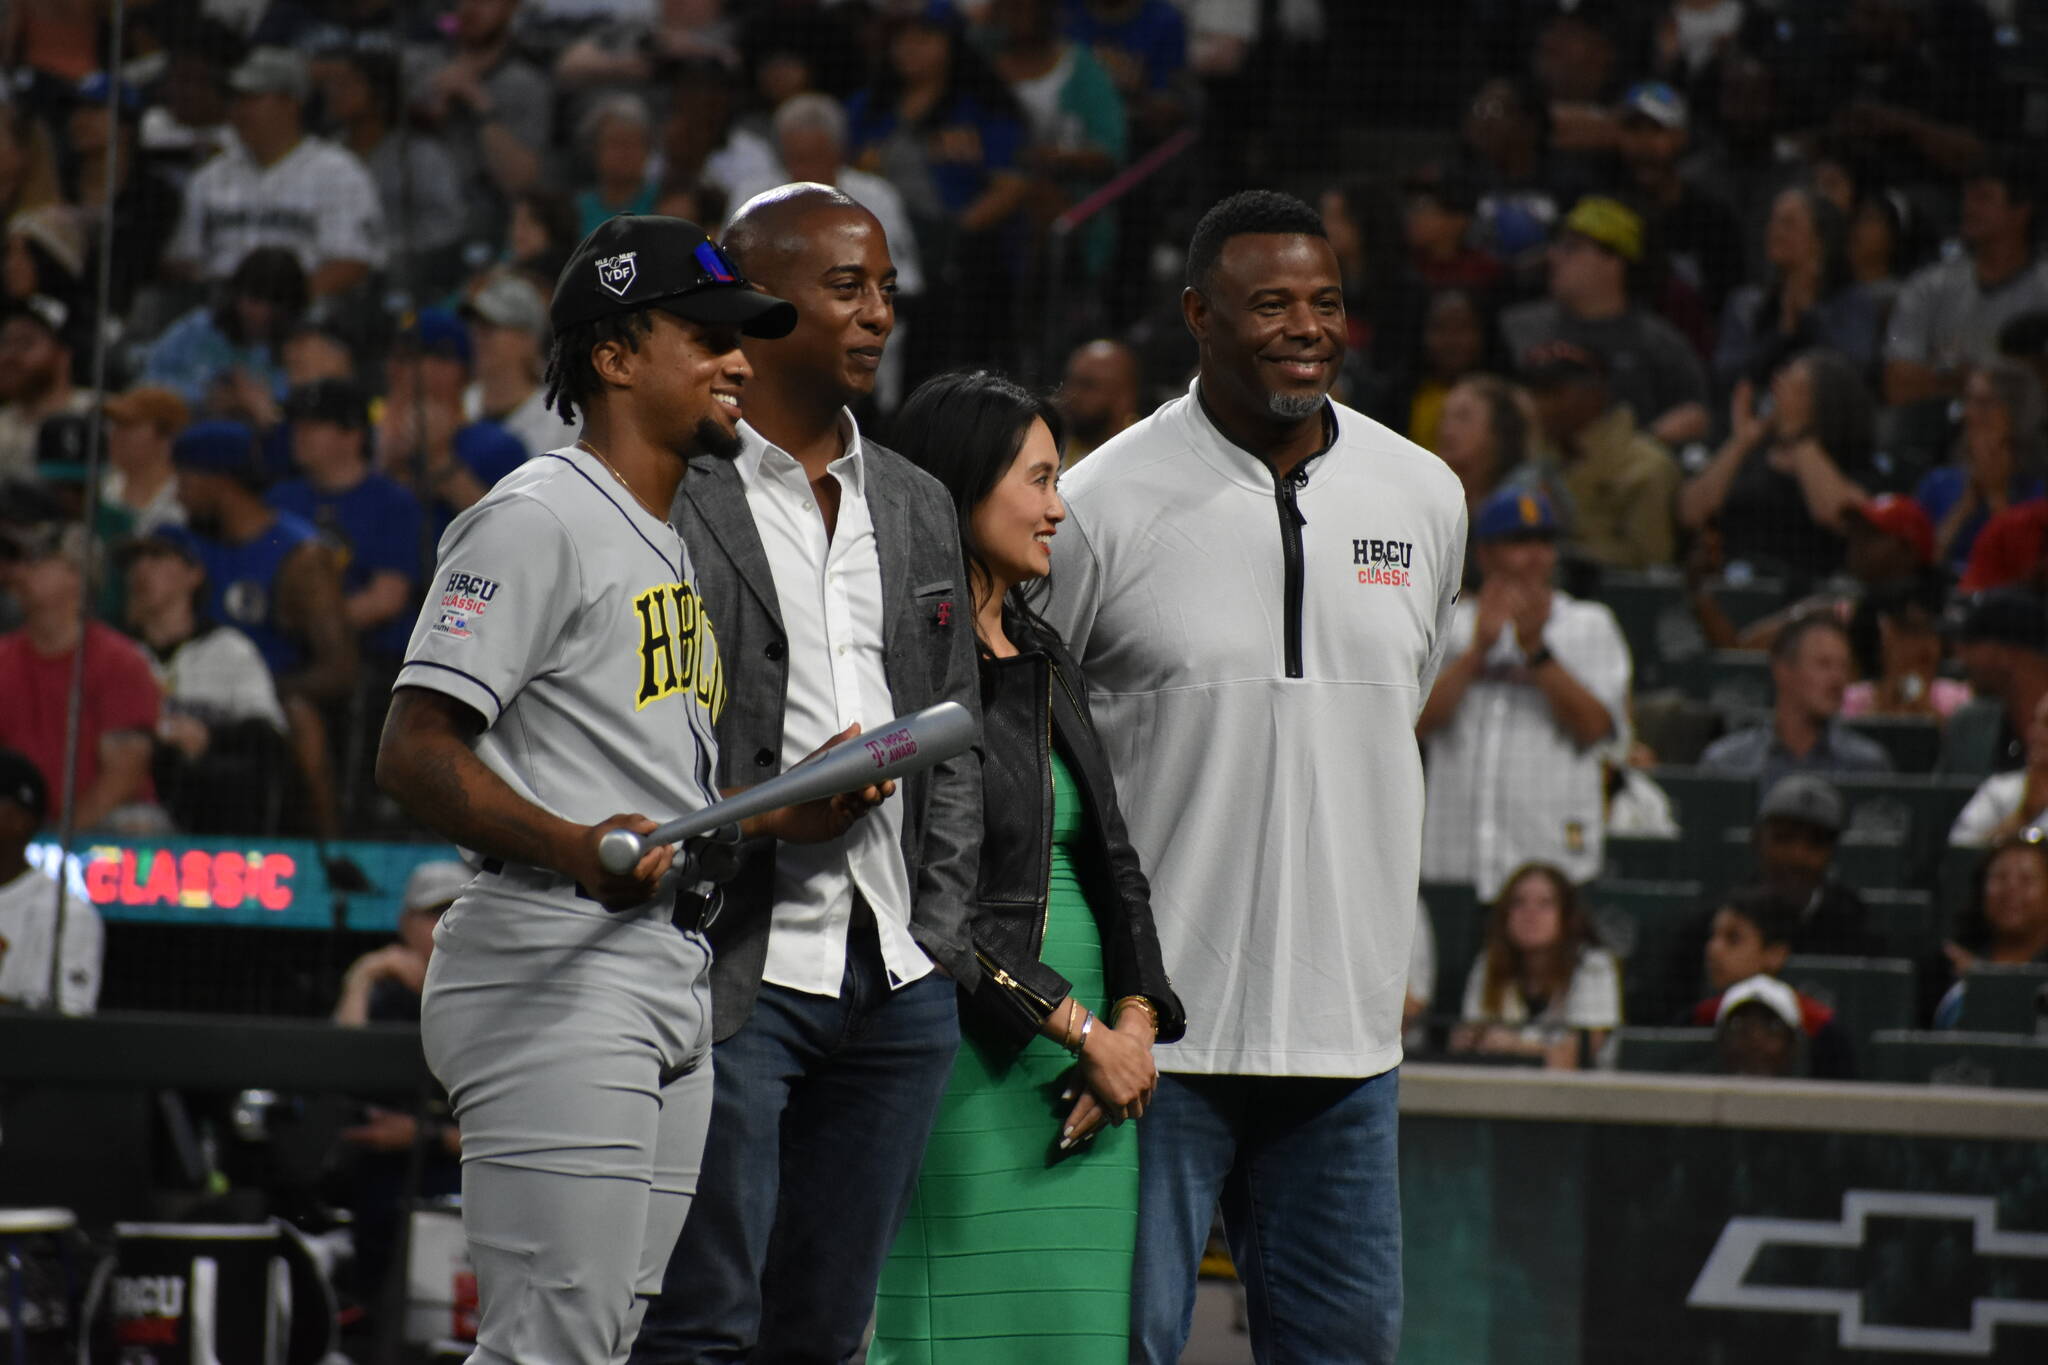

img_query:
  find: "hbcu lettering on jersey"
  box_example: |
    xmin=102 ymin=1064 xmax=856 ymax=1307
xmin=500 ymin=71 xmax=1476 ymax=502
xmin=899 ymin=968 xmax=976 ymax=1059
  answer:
xmin=1352 ymin=537 xmax=1415 ymax=587
xmin=433 ymin=570 xmax=500 ymax=639
xmin=634 ymin=581 xmax=727 ymax=718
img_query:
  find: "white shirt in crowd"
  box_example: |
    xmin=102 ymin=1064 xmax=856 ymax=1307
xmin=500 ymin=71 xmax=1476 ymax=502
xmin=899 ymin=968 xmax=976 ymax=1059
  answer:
xmin=1884 ymin=253 xmax=2048 ymax=376
xmin=463 ymin=384 xmax=582 ymax=461
xmin=0 ymin=863 xmax=103 ymax=1015
xmin=1421 ymin=590 xmax=1632 ymax=900
xmin=167 ymin=133 xmax=388 ymax=281
xmin=1950 ymin=770 xmax=2039 ymax=847
xmin=737 ymin=417 xmax=928 ymax=997
xmin=1459 ymin=944 xmax=1621 ymax=1033
xmin=1048 ymin=382 xmax=1467 ymax=1078
xmin=146 ymin=622 xmax=289 ymax=733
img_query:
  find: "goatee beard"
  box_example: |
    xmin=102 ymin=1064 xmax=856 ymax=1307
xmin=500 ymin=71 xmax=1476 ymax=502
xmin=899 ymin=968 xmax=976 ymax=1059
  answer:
xmin=694 ymin=416 xmax=742 ymax=461
xmin=1266 ymin=390 xmax=1327 ymax=421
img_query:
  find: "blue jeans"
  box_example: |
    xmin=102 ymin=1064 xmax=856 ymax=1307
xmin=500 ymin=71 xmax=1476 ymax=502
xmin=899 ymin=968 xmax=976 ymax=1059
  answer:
xmin=1131 ymin=1069 xmax=1403 ymax=1365
xmin=629 ymin=913 xmax=960 ymax=1365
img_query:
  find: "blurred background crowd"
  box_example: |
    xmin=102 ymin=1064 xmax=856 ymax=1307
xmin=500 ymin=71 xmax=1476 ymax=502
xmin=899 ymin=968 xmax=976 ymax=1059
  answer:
xmin=2 ymin=0 xmax=2048 ymax=1079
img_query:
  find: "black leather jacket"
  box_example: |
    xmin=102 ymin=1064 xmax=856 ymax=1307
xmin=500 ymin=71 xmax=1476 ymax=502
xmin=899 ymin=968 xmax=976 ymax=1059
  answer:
xmin=962 ymin=611 xmax=1186 ymax=1048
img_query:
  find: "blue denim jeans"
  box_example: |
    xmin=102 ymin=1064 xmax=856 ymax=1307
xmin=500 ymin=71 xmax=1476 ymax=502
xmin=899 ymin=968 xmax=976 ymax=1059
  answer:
xmin=1131 ymin=1069 xmax=1402 ymax=1365
xmin=628 ymin=914 xmax=960 ymax=1365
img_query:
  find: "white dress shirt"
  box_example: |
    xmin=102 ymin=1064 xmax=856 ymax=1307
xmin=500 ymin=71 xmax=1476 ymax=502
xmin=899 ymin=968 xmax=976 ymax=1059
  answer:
xmin=738 ymin=416 xmax=929 ymax=996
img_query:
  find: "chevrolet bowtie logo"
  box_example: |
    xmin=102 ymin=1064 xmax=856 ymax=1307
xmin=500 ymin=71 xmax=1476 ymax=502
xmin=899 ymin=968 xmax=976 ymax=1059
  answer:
xmin=1688 ymin=1191 xmax=2048 ymax=1356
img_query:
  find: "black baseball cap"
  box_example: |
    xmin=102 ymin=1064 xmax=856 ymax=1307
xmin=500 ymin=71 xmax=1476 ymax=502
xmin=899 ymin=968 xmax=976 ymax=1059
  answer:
xmin=0 ymin=748 xmax=49 ymax=822
xmin=284 ymin=377 xmax=369 ymax=430
xmin=550 ymin=215 xmax=797 ymax=337
xmin=1951 ymin=588 xmax=2048 ymax=653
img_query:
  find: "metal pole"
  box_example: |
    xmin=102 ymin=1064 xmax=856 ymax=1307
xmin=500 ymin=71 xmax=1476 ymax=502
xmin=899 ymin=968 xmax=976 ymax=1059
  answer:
xmin=49 ymin=0 xmax=129 ymax=1013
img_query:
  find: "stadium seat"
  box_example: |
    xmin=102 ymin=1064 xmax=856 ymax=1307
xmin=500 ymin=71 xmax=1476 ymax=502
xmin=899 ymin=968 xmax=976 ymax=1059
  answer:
xmin=1936 ymin=698 xmax=2010 ymax=776
xmin=1857 ymin=890 xmax=1941 ymax=964
xmin=1613 ymin=1026 xmax=1714 ymax=1074
xmin=1420 ymin=881 xmax=1483 ymax=1017
xmin=1650 ymin=767 xmax=1758 ymax=835
xmin=1955 ymin=965 xmax=2048 ymax=1035
xmin=1829 ymin=774 xmax=1980 ymax=879
xmin=1678 ymin=649 xmax=1773 ymax=715
xmin=1602 ymin=833 xmax=1694 ymax=882
xmin=1585 ymin=879 xmax=1706 ymax=1026
xmin=1707 ymin=829 xmax=1906 ymax=894
xmin=1937 ymin=843 xmax=1984 ymax=918
xmin=1597 ymin=569 xmax=1696 ymax=691
xmin=1866 ymin=1030 xmax=2048 ymax=1089
xmin=1781 ymin=956 xmax=1917 ymax=1043
xmin=1843 ymin=716 xmax=1941 ymax=774
xmin=1705 ymin=578 xmax=1791 ymax=632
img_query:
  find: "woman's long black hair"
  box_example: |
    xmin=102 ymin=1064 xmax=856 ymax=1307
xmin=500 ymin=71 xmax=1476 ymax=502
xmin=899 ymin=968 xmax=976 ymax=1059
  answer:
xmin=889 ymin=369 xmax=1065 ymax=653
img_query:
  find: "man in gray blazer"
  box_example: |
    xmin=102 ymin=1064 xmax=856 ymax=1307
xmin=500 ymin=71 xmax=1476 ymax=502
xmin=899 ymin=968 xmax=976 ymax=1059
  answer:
xmin=631 ymin=186 xmax=982 ymax=1364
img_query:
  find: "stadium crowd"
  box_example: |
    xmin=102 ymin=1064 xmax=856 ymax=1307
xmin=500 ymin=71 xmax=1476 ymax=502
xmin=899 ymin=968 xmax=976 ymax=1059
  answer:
xmin=1 ymin=0 xmax=2047 ymax=1092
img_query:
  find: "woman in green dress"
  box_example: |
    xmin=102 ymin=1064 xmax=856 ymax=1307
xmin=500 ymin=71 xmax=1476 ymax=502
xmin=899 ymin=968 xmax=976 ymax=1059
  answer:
xmin=873 ymin=371 xmax=1186 ymax=1363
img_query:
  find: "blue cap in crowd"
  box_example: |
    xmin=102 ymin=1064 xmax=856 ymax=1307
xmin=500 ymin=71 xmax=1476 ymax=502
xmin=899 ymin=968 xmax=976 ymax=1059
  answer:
xmin=1474 ymin=489 xmax=1559 ymax=544
xmin=397 ymin=308 xmax=474 ymax=368
xmin=172 ymin=420 xmax=260 ymax=478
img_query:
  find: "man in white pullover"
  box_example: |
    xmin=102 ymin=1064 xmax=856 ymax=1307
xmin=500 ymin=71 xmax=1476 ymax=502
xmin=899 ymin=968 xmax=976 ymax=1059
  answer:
xmin=1047 ymin=190 xmax=1466 ymax=1365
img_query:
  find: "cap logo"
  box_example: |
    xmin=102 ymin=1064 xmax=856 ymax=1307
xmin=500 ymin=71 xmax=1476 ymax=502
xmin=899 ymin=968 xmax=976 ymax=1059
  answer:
xmin=693 ymin=241 xmax=737 ymax=283
xmin=596 ymin=252 xmax=638 ymax=297
xmin=1520 ymin=495 xmax=1540 ymax=526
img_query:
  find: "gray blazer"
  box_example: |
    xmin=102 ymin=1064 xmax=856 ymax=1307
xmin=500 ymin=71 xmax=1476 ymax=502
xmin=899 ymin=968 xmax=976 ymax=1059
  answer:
xmin=674 ymin=440 xmax=984 ymax=1040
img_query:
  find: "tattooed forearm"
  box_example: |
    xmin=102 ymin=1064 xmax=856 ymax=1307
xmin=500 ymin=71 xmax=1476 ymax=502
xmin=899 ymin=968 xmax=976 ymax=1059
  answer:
xmin=377 ymin=688 xmax=578 ymax=873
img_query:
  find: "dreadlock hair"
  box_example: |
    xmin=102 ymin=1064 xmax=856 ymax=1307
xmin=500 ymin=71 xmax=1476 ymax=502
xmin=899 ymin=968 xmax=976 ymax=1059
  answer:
xmin=543 ymin=309 xmax=656 ymax=423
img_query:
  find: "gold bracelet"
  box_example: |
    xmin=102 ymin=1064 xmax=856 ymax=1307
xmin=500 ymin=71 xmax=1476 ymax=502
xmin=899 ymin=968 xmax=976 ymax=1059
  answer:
xmin=1114 ymin=995 xmax=1159 ymax=1033
xmin=1062 ymin=1000 xmax=1081 ymax=1051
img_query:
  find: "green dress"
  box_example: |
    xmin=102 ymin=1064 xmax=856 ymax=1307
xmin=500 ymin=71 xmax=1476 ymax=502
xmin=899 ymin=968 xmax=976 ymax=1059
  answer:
xmin=871 ymin=750 xmax=1137 ymax=1363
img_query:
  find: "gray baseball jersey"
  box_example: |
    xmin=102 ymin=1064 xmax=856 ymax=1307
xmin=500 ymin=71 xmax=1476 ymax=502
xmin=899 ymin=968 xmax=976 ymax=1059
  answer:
xmin=396 ymin=445 xmax=727 ymax=901
xmin=397 ymin=444 xmax=729 ymax=1365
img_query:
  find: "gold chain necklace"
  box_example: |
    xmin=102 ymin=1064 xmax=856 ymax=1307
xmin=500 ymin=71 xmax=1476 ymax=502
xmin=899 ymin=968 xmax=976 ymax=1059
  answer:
xmin=577 ymin=438 xmax=667 ymax=521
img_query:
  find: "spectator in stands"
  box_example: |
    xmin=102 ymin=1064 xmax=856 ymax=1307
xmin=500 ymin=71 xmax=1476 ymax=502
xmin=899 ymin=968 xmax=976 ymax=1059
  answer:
xmin=165 ymin=48 xmax=386 ymax=300
xmin=849 ymin=7 xmax=1030 ymax=379
xmin=1060 ymin=0 xmax=1187 ymax=138
xmin=332 ymin=859 xmax=466 ymax=1306
xmin=141 ymin=19 xmax=236 ymax=175
xmin=142 ymin=246 xmax=307 ymax=422
xmin=269 ymin=380 xmax=425 ymax=668
xmin=1841 ymin=576 xmax=1972 ymax=723
xmin=1679 ymin=350 xmax=1872 ymax=583
xmin=1709 ymin=975 xmax=1810 ymax=1079
xmin=994 ymin=0 xmax=1132 ymax=286
xmin=1946 ymin=589 xmax=2048 ymax=776
xmin=103 ymin=386 xmax=192 ymax=536
xmin=0 ymin=747 xmax=101 ymax=1014
xmin=171 ymin=419 xmax=356 ymax=701
xmin=1716 ymin=186 xmax=1880 ymax=394
xmin=727 ymin=93 xmax=925 ymax=310
xmin=1400 ymin=166 xmax=1502 ymax=294
xmin=335 ymin=858 xmax=470 ymax=1026
xmin=1612 ymin=80 xmax=1742 ymax=320
xmin=1950 ymin=693 xmax=2048 ymax=848
xmin=1434 ymin=373 xmax=1569 ymax=532
xmin=1462 ymin=78 xmax=1561 ymax=272
xmin=3 ymin=205 xmax=86 ymax=308
xmin=1055 ymin=336 xmax=1140 ymax=467
xmin=1914 ymin=360 xmax=2046 ymax=577
xmin=1847 ymin=189 xmax=1915 ymax=327
xmin=1959 ymin=496 xmax=2048 ymax=597
xmin=0 ymin=104 xmax=60 ymax=227
xmin=658 ymin=57 xmax=778 ymax=202
xmin=502 ymin=187 xmax=581 ymax=293
xmin=1741 ymin=772 xmax=1879 ymax=957
xmin=1712 ymin=493 xmax=1935 ymax=656
xmin=554 ymin=0 xmax=744 ymax=97
xmin=282 ymin=320 xmax=358 ymax=391
xmin=121 ymin=530 xmax=295 ymax=835
xmin=459 ymin=272 xmax=578 ymax=459
xmin=0 ymin=294 xmax=90 ymax=482
xmin=377 ymin=308 xmax=529 ymax=526
xmin=1689 ymin=887 xmax=1856 ymax=1078
xmin=1499 ymin=196 xmax=1711 ymax=448
xmin=1420 ymin=489 xmax=1631 ymax=897
xmin=311 ymin=44 xmax=467 ymax=288
xmin=1519 ymin=339 xmax=1680 ymax=569
xmin=1885 ymin=149 xmax=2048 ymax=407
xmin=405 ymin=0 xmax=553 ymax=245
xmin=573 ymin=94 xmax=658 ymax=235
xmin=1934 ymin=831 xmax=2048 ymax=1027
xmin=1700 ymin=616 xmax=1894 ymax=788
xmin=1391 ymin=287 xmax=1494 ymax=453
xmin=0 ymin=523 xmax=162 ymax=833
xmin=1449 ymin=862 xmax=1621 ymax=1070
xmin=1319 ymin=176 xmax=1426 ymax=392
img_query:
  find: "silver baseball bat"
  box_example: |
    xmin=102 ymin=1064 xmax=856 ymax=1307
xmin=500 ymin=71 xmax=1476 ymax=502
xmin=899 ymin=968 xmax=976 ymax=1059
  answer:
xmin=597 ymin=700 xmax=976 ymax=875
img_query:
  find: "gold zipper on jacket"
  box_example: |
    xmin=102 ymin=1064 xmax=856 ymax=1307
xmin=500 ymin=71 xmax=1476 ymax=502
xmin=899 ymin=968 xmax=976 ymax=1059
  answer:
xmin=1038 ymin=673 xmax=1055 ymax=952
xmin=974 ymin=947 xmax=1058 ymax=1013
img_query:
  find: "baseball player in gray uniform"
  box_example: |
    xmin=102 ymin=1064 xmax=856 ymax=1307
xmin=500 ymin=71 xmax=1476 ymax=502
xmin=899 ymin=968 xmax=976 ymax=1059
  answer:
xmin=376 ymin=216 xmax=889 ymax=1365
